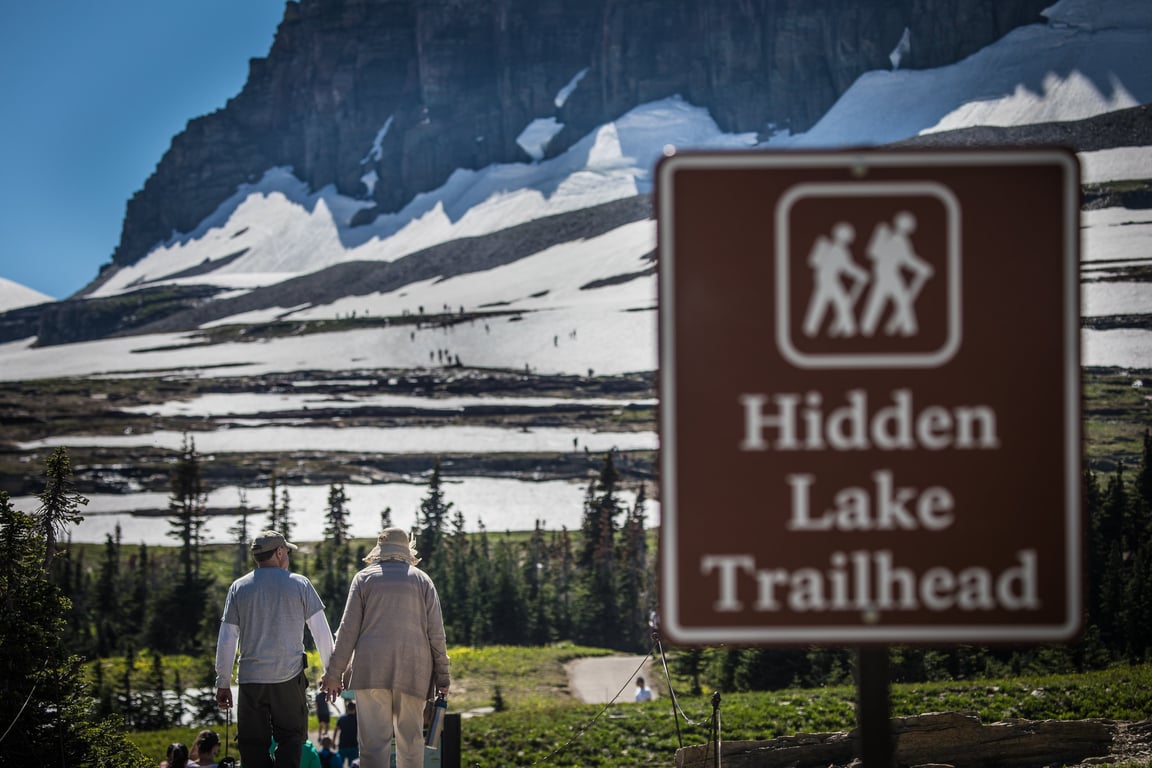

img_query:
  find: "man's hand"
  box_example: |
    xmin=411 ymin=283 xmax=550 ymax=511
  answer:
xmin=216 ymin=687 xmax=233 ymax=709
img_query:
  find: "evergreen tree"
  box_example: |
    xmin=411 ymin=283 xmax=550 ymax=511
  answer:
xmin=136 ymin=649 xmax=173 ymax=730
xmin=489 ymin=539 xmax=529 ymax=644
xmin=320 ymin=483 xmax=355 ymax=626
xmin=58 ymin=543 xmax=96 ymax=657
xmin=523 ymin=520 xmax=554 ymax=644
xmin=468 ymin=522 xmax=495 ymax=644
xmin=188 ymin=654 xmax=226 ymax=726
xmin=1133 ymin=430 xmax=1152 ymax=514
xmin=167 ymin=433 xmax=208 ymax=585
xmin=1084 ymin=468 xmax=1107 ymax=632
xmin=280 ymin=485 xmax=294 ymax=543
xmin=443 ymin=508 xmax=474 ymax=644
xmin=266 ymin=473 xmax=281 ymax=532
xmin=1097 ymin=466 xmax=1130 ymax=653
xmin=228 ymin=490 xmax=253 ymax=579
xmin=574 ymin=453 xmax=627 ymax=648
xmin=551 ymin=527 xmax=575 ymax=641
xmin=95 ymin=530 xmax=123 ymax=655
xmin=325 ymin=483 xmax=352 ymax=546
xmin=123 ymin=542 xmax=151 ymax=648
xmin=0 ymin=491 xmax=150 ymax=766
xmin=618 ymin=483 xmax=652 ymax=651
xmin=155 ymin=435 xmax=213 ymax=653
xmin=36 ymin=446 xmax=88 ymax=570
xmin=415 ymin=459 xmax=453 ymax=588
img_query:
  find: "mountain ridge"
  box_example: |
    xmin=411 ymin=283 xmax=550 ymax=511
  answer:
xmin=11 ymin=100 xmax=1151 ymax=348
xmin=107 ymin=0 xmax=1051 ymax=276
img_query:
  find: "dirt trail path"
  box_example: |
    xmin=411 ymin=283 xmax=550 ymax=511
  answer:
xmin=566 ymin=655 xmax=658 ymax=704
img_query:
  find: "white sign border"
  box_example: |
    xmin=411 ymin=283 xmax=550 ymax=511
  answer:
xmin=656 ymin=149 xmax=1082 ymax=645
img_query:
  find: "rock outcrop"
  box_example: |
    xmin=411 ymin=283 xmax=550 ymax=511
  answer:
xmin=107 ymin=0 xmax=1051 ymax=278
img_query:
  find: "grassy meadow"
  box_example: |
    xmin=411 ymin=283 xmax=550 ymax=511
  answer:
xmin=123 ymin=646 xmax=1152 ymax=767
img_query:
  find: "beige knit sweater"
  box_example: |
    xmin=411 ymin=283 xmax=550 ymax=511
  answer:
xmin=328 ymin=560 xmax=450 ymax=699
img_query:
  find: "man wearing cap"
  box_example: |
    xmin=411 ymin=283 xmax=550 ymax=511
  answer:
xmin=215 ymin=530 xmax=335 ymax=768
xmin=320 ymin=528 xmax=450 ymax=768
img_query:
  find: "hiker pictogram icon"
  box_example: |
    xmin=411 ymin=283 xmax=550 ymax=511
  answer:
xmin=775 ymin=181 xmax=961 ymax=369
xmin=803 ymin=212 xmax=935 ymax=340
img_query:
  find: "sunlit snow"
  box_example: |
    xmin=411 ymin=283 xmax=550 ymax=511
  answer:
xmin=0 ymin=276 xmax=54 ymax=310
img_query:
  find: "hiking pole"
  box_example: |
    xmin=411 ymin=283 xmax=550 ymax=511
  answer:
xmin=224 ymin=701 xmax=232 ymax=766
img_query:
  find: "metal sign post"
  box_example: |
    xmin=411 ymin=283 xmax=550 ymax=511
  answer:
xmin=857 ymin=647 xmax=891 ymax=767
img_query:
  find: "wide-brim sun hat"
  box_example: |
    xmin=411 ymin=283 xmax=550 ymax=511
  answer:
xmin=364 ymin=527 xmax=420 ymax=564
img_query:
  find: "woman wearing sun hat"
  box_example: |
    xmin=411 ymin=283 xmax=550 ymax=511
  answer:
xmin=320 ymin=528 xmax=450 ymax=768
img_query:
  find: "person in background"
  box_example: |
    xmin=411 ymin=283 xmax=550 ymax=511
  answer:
xmin=301 ymin=739 xmax=322 ymax=768
xmin=317 ymin=736 xmax=339 ymax=768
xmin=634 ymin=676 xmax=654 ymax=702
xmin=332 ymin=701 xmax=358 ymax=767
xmin=214 ymin=530 xmax=335 ymax=768
xmin=189 ymin=728 xmax=221 ymax=768
xmin=315 ymin=682 xmax=333 ymax=742
xmin=321 ymin=528 xmax=450 ymax=768
xmin=162 ymin=743 xmax=191 ymax=768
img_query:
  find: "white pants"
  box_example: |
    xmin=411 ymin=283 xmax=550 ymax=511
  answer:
xmin=352 ymin=688 xmax=427 ymax=768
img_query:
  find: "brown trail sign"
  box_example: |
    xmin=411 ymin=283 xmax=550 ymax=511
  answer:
xmin=656 ymin=149 xmax=1082 ymax=647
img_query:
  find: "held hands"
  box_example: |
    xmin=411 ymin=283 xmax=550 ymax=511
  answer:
xmin=320 ymin=674 xmax=343 ymax=701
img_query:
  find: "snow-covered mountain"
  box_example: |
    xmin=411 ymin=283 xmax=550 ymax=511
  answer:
xmin=1 ymin=0 xmax=1150 ymax=543
xmin=0 ymin=278 xmax=53 ymax=313
xmin=3 ymin=0 xmax=1151 ymax=379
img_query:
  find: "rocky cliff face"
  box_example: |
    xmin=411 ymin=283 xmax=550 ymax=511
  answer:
xmin=108 ymin=0 xmax=1050 ymax=276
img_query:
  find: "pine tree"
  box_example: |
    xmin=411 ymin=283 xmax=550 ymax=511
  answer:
xmin=551 ymin=527 xmax=575 ymax=641
xmin=618 ymin=483 xmax=652 ymax=651
xmin=280 ymin=485 xmax=294 ymax=543
xmin=415 ymin=459 xmax=453 ymax=588
xmin=574 ymin=453 xmax=627 ymax=648
xmin=489 ymin=539 xmax=529 ymax=644
xmin=0 ymin=491 xmax=150 ymax=766
xmin=136 ymin=649 xmax=172 ymax=730
xmin=320 ymin=483 xmax=355 ymax=626
xmin=443 ymin=508 xmax=473 ymax=644
xmin=228 ymin=490 xmax=253 ymax=579
xmin=468 ymin=522 xmax=495 ymax=644
xmin=96 ymin=530 xmax=123 ymax=655
xmin=523 ymin=520 xmax=554 ymax=644
xmin=266 ymin=473 xmax=281 ymax=532
xmin=124 ymin=542 xmax=151 ymax=646
xmin=36 ymin=446 xmax=88 ymax=571
xmin=168 ymin=433 xmax=208 ymax=585
xmin=1097 ymin=466 xmax=1130 ymax=653
xmin=156 ymin=435 xmax=212 ymax=653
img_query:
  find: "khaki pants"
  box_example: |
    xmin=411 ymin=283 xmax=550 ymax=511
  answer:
xmin=353 ymin=688 xmax=427 ymax=768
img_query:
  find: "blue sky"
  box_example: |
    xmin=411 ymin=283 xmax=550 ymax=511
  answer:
xmin=0 ymin=0 xmax=285 ymax=299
